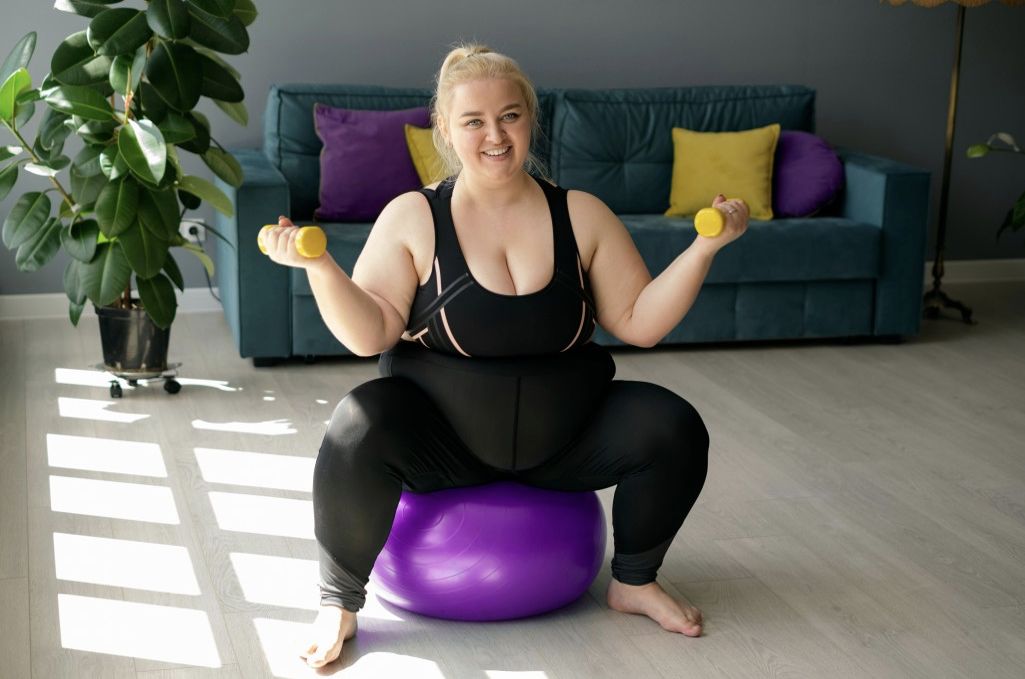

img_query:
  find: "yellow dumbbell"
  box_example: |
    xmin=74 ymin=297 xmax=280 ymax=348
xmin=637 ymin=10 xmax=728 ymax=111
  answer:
xmin=258 ymin=224 xmax=327 ymax=258
xmin=694 ymin=199 xmax=746 ymax=238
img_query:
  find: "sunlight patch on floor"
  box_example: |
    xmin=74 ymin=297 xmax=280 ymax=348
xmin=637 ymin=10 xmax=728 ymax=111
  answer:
xmin=230 ymin=553 xmax=320 ymax=610
xmin=58 ymin=397 xmax=150 ymax=423
xmin=50 ymin=475 xmax=180 ymax=524
xmin=58 ymin=594 xmax=220 ymax=668
xmin=208 ymin=491 xmax=313 ymax=539
xmin=192 ymin=418 xmax=297 ymax=435
xmin=47 ymin=433 xmax=167 ymax=477
xmin=195 ymin=448 xmax=314 ymax=492
xmin=253 ymin=618 xmax=441 ymax=679
xmin=54 ymin=533 xmax=200 ymax=595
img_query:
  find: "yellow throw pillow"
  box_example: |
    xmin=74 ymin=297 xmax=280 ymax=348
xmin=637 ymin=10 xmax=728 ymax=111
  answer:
xmin=665 ymin=123 xmax=781 ymax=221
xmin=404 ymin=124 xmax=447 ymax=186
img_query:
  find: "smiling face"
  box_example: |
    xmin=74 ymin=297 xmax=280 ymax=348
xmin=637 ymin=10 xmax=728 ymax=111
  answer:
xmin=441 ymin=78 xmax=532 ymax=181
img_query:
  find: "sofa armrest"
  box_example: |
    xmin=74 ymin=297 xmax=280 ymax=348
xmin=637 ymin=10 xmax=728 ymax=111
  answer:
xmin=837 ymin=149 xmax=931 ymax=338
xmin=214 ymin=149 xmax=293 ymax=360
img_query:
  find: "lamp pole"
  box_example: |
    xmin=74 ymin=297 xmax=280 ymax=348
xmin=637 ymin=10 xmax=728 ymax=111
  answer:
xmin=923 ymin=4 xmax=975 ymax=323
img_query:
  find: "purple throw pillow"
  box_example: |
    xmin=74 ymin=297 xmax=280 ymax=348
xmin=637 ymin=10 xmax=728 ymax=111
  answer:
xmin=772 ymin=131 xmax=844 ymax=218
xmin=313 ymin=103 xmax=430 ymax=221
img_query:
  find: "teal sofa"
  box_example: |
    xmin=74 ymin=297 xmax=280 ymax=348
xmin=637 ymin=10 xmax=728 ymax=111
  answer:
xmin=214 ymin=84 xmax=930 ymax=364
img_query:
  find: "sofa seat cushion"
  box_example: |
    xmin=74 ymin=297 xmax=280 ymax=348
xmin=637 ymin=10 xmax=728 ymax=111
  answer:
xmin=620 ymin=215 xmax=880 ymax=284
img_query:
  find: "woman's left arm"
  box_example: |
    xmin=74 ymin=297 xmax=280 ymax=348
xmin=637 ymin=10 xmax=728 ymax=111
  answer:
xmin=570 ymin=191 xmax=747 ymax=348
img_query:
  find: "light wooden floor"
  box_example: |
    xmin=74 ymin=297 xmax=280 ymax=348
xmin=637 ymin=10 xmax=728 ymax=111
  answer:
xmin=2 ymin=281 xmax=1024 ymax=679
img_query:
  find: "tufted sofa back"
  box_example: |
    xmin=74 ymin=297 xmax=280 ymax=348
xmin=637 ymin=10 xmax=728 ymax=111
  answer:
xmin=263 ymin=83 xmax=815 ymax=219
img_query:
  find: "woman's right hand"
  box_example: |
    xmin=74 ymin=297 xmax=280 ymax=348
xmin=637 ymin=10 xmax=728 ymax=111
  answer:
xmin=260 ymin=216 xmax=328 ymax=269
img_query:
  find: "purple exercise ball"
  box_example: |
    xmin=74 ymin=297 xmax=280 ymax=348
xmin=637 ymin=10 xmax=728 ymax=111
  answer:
xmin=371 ymin=482 xmax=607 ymax=621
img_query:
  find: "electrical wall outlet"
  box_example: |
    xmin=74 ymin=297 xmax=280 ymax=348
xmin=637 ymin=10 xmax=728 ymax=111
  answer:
xmin=180 ymin=219 xmax=206 ymax=243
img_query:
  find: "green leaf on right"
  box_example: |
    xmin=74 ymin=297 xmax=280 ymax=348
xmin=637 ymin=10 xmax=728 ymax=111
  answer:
xmin=179 ymin=174 xmax=233 ymax=216
xmin=137 ymin=272 xmax=177 ymax=329
xmin=202 ymin=147 xmax=243 ymax=187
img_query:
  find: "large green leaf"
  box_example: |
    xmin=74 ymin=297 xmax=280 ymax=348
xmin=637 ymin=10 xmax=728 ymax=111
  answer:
xmin=146 ymin=41 xmax=201 ymax=112
xmin=50 ymin=31 xmax=113 ymax=86
xmin=189 ymin=0 xmax=233 ymax=18
xmin=137 ymin=187 xmax=180 ymax=239
xmin=99 ymin=144 xmax=129 ymax=180
xmin=81 ymin=241 xmax=132 ymax=306
xmin=186 ymin=3 xmax=249 ymax=55
xmin=202 ymin=146 xmax=242 ymax=187
xmin=0 ymin=68 xmax=32 ymax=122
xmin=75 ymin=116 xmax=118 ymax=144
xmin=147 ymin=0 xmax=191 ymax=39
xmin=110 ymin=46 xmax=146 ymax=95
xmin=61 ymin=218 xmax=99 ymax=262
xmin=44 ymin=85 xmax=115 ymax=121
xmin=25 ymin=155 xmax=70 ymax=177
xmin=213 ymin=98 xmax=247 ymax=126
xmin=181 ymin=240 xmax=213 ymax=276
xmin=96 ymin=176 xmax=140 ymax=237
xmin=119 ymin=118 xmax=166 ymax=184
xmin=233 ymin=0 xmax=257 ymax=27
xmin=136 ymin=81 xmax=168 ymax=123
xmin=38 ymin=107 xmax=72 ymax=150
xmin=118 ymin=220 xmax=167 ymax=278
xmin=3 ymin=192 xmax=51 ymax=249
xmin=163 ymin=250 xmax=185 ymax=290
xmin=54 ymin=0 xmax=124 ymax=19
xmin=1 ymin=33 xmax=36 ymax=87
xmin=64 ymin=258 xmax=88 ymax=305
xmin=13 ymin=98 xmax=37 ymax=129
xmin=72 ymin=144 xmax=104 ymax=176
xmin=178 ymin=111 xmax=210 ymax=154
xmin=178 ymin=174 xmax=233 ymax=216
xmin=137 ymin=272 xmax=176 ymax=328
xmin=88 ymin=8 xmax=152 ymax=57
xmin=70 ymin=170 xmax=107 ymax=209
xmin=157 ymin=112 xmax=194 ymax=144
xmin=0 ymin=163 xmax=18 ymax=201
xmin=198 ymin=52 xmax=242 ymax=102
xmin=15 ymin=216 xmax=63 ymax=272
xmin=192 ymin=45 xmax=238 ymax=78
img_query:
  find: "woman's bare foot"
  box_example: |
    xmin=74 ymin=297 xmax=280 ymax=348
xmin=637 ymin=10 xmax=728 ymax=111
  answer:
xmin=606 ymin=579 xmax=703 ymax=637
xmin=299 ymin=604 xmax=358 ymax=668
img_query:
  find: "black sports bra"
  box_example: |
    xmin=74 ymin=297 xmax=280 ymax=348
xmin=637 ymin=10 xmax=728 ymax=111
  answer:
xmin=402 ymin=174 xmax=598 ymax=357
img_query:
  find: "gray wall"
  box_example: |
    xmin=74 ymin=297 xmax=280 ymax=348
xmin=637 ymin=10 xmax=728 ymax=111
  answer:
xmin=2 ymin=0 xmax=1024 ymax=295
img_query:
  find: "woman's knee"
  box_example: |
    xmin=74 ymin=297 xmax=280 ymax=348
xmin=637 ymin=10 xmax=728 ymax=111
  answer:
xmin=317 ymin=378 xmax=413 ymax=476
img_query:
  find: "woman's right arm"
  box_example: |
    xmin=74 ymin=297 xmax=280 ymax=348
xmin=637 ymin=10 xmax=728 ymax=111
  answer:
xmin=262 ymin=192 xmax=426 ymax=357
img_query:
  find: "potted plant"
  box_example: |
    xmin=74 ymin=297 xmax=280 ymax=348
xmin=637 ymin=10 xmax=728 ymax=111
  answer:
xmin=1 ymin=0 xmax=256 ymax=381
xmin=967 ymin=132 xmax=1025 ymax=243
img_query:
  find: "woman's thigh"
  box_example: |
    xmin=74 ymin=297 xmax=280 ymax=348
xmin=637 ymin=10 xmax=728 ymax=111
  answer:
xmin=516 ymin=379 xmax=709 ymax=490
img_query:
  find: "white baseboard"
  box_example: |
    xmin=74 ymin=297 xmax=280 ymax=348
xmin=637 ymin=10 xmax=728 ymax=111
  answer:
xmin=924 ymin=258 xmax=1025 ymax=284
xmin=0 ymin=287 xmax=222 ymax=321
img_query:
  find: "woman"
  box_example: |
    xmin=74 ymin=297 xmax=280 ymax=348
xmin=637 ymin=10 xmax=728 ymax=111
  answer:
xmin=261 ymin=44 xmax=749 ymax=669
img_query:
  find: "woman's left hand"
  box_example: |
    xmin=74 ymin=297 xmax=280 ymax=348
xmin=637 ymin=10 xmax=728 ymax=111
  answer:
xmin=706 ymin=193 xmax=749 ymax=250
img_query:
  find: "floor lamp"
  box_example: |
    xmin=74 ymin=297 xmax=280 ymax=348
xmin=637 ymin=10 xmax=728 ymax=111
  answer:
xmin=885 ymin=0 xmax=1024 ymax=324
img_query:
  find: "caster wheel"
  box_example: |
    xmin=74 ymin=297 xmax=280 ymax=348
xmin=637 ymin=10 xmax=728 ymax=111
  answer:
xmin=110 ymin=383 xmax=123 ymax=398
xmin=164 ymin=379 xmax=181 ymax=394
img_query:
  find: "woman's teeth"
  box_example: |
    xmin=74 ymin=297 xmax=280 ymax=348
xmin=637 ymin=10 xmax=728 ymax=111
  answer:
xmin=483 ymin=147 xmax=510 ymax=157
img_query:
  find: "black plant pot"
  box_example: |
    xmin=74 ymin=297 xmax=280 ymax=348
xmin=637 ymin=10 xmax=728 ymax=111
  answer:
xmin=95 ymin=302 xmax=171 ymax=373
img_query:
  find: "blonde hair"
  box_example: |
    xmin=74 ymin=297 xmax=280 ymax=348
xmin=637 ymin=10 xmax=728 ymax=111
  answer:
xmin=430 ymin=43 xmax=549 ymax=181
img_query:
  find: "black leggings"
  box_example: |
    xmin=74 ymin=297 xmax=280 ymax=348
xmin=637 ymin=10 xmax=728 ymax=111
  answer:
xmin=313 ymin=342 xmax=709 ymax=612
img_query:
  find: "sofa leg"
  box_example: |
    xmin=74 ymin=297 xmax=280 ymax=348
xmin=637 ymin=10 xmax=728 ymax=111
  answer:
xmin=252 ymin=357 xmax=283 ymax=367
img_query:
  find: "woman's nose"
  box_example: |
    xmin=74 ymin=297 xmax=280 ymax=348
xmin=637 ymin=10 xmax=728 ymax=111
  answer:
xmin=484 ymin=121 xmax=506 ymax=142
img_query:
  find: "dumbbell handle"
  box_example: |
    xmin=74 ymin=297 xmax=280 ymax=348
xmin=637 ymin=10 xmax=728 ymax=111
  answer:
xmin=693 ymin=199 xmax=746 ymax=238
xmin=258 ymin=225 xmax=327 ymax=258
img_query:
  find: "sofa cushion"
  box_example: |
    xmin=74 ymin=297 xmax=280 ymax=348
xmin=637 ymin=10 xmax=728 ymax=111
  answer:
xmin=313 ymin=103 xmax=429 ymax=221
xmin=665 ymin=123 xmax=781 ymax=220
xmin=774 ymin=131 xmax=844 ymax=217
xmin=405 ymin=124 xmax=446 ymax=185
xmin=618 ymin=215 xmax=880 ymax=284
xmin=550 ymin=85 xmax=815 ymax=214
